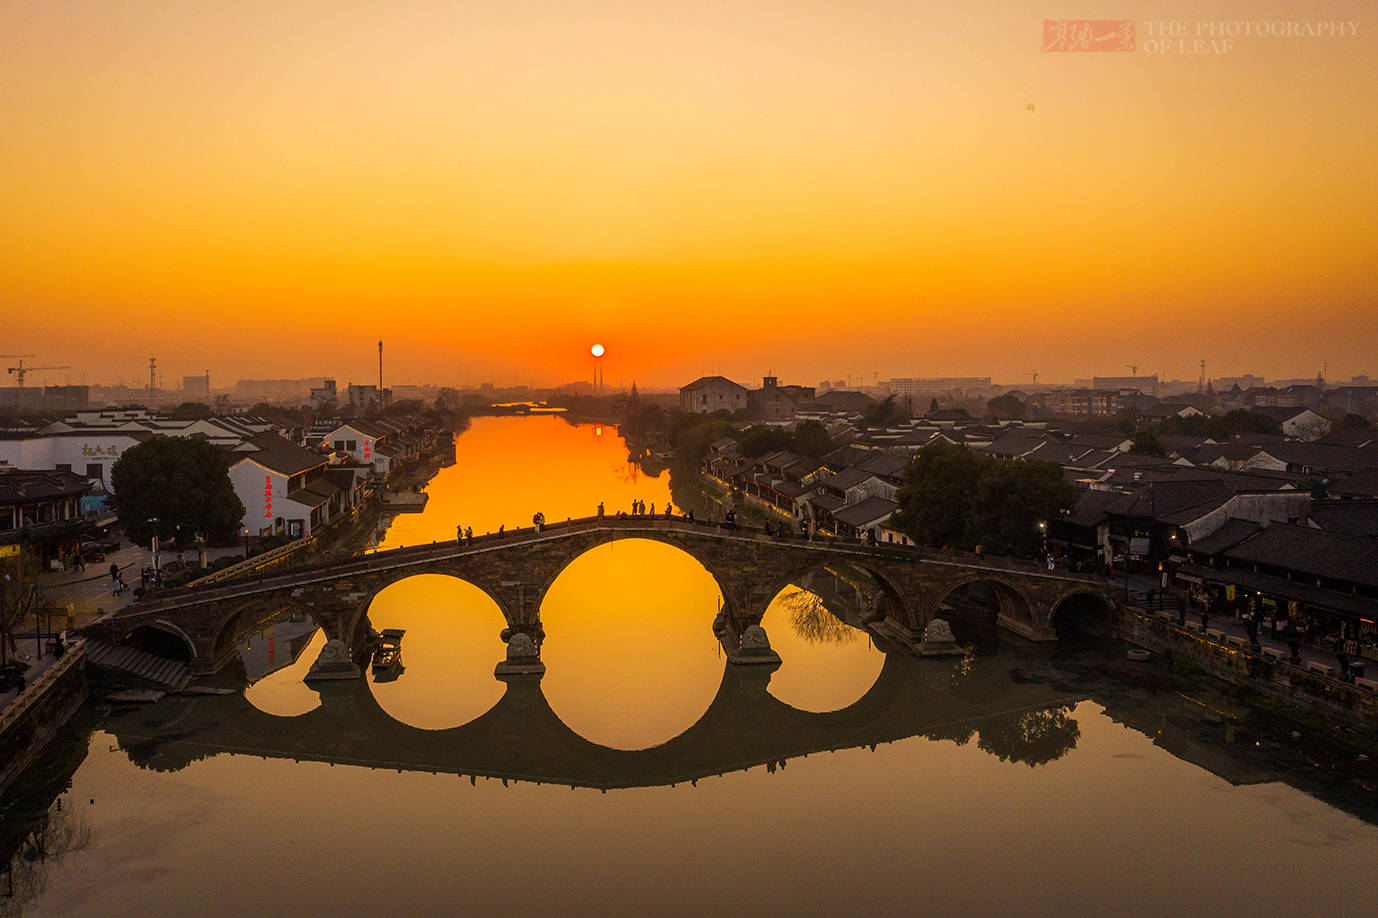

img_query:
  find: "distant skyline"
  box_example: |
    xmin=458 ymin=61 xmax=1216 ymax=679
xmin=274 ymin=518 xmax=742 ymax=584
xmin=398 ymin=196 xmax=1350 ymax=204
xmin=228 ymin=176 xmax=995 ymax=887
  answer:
xmin=4 ymin=1 xmax=1374 ymax=387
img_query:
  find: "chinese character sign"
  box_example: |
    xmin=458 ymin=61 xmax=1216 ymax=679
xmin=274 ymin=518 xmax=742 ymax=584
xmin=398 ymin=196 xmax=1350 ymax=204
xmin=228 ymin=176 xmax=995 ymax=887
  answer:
xmin=264 ymin=474 xmax=273 ymax=518
xmin=364 ymin=439 xmax=372 ymax=461
xmin=1043 ymin=20 xmax=1135 ymax=52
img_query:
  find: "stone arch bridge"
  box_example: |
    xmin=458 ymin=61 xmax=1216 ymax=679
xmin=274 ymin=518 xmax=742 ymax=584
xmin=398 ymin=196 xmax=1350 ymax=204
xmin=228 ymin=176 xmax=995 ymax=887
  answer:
xmin=87 ymin=516 xmax=1114 ymax=676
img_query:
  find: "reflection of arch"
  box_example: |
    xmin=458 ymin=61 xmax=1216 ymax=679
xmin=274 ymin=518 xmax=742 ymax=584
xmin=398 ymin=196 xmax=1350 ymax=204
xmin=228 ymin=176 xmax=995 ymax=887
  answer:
xmin=344 ymin=571 xmax=511 ymax=646
xmin=212 ymin=597 xmax=330 ymax=659
xmin=103 ymin=651 xmax=1083 ymax=786
xmin=533 ymin=535 xmax=729 ymax=622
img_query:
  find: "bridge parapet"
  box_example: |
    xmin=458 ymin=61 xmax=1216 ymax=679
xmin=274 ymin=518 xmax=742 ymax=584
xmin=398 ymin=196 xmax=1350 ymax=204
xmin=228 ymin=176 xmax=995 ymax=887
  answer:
xmin=90 ymin=516 xmax=1116 ymax=674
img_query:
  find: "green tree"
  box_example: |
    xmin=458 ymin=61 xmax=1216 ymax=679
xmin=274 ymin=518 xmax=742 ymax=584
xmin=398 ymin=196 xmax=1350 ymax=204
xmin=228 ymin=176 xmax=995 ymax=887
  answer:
xmin=1339 ymin=412 xmax=1372 ymax=431
xmin=986 ymin=393 xmax=1027 ymax=420
xmin=890 ymin=441 xmax=986 ymax=548
xmin=670 ymin=412 xmax=733 ymax=466
xmin=1130 ymin=430 xmax=1165 ymax=456
xmin=790 ymin=420 xmax=835 ymax=459
xmin=111 ymin=437 xmax=246 ymax=546
xmin=968 ymin=459 xmax=1078 ymax=556
xmin=172 ymin=401 xmax=211 ymax=418
xmin=893 ymin=442 xmax=1077 ymax=557
xmin=737 ymin=425 xmax=793 ymax=458
xmin=861 ymin=393 xmax=908 ymax=429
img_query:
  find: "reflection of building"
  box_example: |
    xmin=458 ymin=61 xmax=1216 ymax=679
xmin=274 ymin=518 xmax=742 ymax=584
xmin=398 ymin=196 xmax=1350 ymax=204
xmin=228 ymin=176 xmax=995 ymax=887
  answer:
xmin=238 ymin=614 xmax=319 ymax=681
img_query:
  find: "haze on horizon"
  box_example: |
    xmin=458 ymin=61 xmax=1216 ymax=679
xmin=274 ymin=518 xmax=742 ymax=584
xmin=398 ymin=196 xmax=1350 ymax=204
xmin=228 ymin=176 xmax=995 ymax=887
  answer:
xmin=3 ymin=0 xmax=1375 ymax=389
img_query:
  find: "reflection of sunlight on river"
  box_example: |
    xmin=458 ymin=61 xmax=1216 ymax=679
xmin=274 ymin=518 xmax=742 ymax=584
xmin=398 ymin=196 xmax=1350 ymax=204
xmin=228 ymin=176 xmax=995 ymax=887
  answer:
xmin=762 ymin=586 xmax=884 ymax=713
xmin=364 ymin=575 xmax=508 ymax=730
xmin=376 ymin=415 xmax=673 ymax=551
xmin=539 ymin=539 xmax=723 ymax=750
xmin=243 ymin=627 xmax=326 ymax=717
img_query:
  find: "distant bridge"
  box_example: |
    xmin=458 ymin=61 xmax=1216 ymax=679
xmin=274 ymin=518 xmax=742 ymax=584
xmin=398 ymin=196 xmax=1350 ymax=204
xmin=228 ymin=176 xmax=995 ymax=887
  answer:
xmin=88 ymin=515 xmax=1114 ymax=676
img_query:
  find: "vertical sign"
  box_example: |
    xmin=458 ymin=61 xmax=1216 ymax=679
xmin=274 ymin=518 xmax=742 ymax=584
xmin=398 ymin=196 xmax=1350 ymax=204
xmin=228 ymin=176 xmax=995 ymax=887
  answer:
xmin=264 ymin=475 xmax=273 ymax=518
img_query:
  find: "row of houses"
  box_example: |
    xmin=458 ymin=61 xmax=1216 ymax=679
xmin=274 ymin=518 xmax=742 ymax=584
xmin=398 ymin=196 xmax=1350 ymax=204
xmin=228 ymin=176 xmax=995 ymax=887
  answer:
xmin=705 ymin=440 xmax=912 ymax=544
xmin=0 ymin=409 xmax=437 ymax=544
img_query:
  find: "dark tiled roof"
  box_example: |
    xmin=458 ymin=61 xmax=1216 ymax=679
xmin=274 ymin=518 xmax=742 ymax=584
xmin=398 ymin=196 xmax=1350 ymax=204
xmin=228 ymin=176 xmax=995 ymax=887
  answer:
xmin=234 ymin=433 xmax=328 ymax=476
xmin=832 ymin=496 xmax=899 ymax=527
xmin=1187 ymin=518 xmax=1263 ymax=555
xmin=1224 ymin=524 xmax=1378 ymax=589
xmin=0 ymin=468 xmax=92 ymax=505
xmin=1307 ymin=501 xmax=1378 ymax=538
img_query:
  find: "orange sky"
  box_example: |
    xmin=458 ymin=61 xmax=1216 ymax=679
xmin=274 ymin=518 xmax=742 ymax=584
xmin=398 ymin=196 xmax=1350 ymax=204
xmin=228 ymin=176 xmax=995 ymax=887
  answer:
xmin=2 ymin=0 xmax=1375 ymax=389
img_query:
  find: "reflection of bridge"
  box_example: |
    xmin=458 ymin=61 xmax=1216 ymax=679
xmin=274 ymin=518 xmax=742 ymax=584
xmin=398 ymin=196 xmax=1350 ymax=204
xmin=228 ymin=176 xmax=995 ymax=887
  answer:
xmin=88 ymin=516 xmax=1113 ymax=676
xmin=102 ymin=653 xmax=1086 ymax=788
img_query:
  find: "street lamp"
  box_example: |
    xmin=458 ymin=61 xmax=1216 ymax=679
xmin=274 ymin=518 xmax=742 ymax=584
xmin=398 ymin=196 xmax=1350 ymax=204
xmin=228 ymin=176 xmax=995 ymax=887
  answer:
xmin=147 ymin=517 xmax=160 ymax=573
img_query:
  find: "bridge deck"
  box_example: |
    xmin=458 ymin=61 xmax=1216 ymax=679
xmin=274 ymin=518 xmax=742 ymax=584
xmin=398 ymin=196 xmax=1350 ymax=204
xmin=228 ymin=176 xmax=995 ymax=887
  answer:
xmin=104 ymin=515 xmax=1106 ymax=620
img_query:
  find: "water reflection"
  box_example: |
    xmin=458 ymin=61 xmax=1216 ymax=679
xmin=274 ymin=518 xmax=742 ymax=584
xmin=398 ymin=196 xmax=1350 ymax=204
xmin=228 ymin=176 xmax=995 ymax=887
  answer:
xmin=362 ymin=574 xmax=507 ymax=730
xmin=762 ymin=585 xmax=884 ymax=714
xmin=100 ymin=650 xmax=1085 ymax=789
xmin=376 ymin=415 xmax=674 ymax=550
xmin=241 ymin=620 xmax=325 ymax=718
xmin=538 ymin=539 xmax=723 ymax=750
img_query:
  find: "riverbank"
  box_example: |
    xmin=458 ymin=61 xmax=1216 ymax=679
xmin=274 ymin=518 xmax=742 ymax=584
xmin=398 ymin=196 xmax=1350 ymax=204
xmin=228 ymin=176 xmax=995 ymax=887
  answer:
xmin=1117 ymin=606 xmax=1378 ymax=752
xmin=0 ymin=642 xmax=88 ymax=798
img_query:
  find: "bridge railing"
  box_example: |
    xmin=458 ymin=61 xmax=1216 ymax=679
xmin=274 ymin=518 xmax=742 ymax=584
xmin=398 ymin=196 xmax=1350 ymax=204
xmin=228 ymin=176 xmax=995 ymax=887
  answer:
xmin=104 ymin=513 xmax=1102 ymax=618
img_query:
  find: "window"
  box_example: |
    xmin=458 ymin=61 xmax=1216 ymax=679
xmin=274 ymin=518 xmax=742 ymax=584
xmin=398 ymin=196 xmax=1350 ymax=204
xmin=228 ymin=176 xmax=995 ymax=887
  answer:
xmin=56 ymin=463 xmax=72 ymax=472
xmin=334 ymin=440 xmax=345 ymax=451
xmin=86 ymin=463 xmax=103 ymax=480
xmin=347 ymin=440 xmax=357 ymax=451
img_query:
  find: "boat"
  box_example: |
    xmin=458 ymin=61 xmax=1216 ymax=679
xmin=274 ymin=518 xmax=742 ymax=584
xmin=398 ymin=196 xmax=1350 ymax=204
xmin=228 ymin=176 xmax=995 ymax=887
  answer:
xmin=371 ymin=628 xmax=406 ymax=673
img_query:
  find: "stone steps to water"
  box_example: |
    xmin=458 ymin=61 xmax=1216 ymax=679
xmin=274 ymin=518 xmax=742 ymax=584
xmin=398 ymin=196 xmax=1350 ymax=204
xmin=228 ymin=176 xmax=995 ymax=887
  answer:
xmin=86 ymin=639 xmax=192 ymax=692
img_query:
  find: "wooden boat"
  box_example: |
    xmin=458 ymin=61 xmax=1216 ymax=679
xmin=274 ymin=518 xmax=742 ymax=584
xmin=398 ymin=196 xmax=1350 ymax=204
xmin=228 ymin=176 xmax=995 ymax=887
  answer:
xmin=371 ymin=628 xmax=406 ymax=673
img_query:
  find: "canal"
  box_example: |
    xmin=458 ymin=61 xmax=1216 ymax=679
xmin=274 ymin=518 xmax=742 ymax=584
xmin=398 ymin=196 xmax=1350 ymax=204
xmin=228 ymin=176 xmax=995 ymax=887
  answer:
xmin=6 ymin=415 xmax=1378 ymax=916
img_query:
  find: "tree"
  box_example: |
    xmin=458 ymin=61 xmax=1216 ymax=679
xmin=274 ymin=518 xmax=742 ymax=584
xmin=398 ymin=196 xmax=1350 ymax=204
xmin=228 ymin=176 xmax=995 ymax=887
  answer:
xmin=892 ymin=442 xmax=1078 ymax=557
xmin=670 ymin=412 xmax=733 ymax=466
xmin=737 ymin=425 xmax=793 ymax=458
xmin=986 ymin=394 xmax=1027 ymax=420
xmin=0 ymin=546 xmax=43 ymax=665
xmin=968 ymin=459 xmax=1078 ymax=556
xmin=861 ymin=394 xmax=908 ymax=429
xmin=111 ymin=437 xmax=246 ymax=546
xmin=790 ymin=420 xmax=835 ymax=459
xmin=1339 ymin=413 xmax=1372 ymax=431
xmin=1130 ymin=430 xmax=1165 ymax=456
xmin=172 ymin=401 xmax=211 ymax=418
xmin=890 ymin=441 xmax=986 ymax=549
xmin=929 ymin=398 xmax=940 ymax=413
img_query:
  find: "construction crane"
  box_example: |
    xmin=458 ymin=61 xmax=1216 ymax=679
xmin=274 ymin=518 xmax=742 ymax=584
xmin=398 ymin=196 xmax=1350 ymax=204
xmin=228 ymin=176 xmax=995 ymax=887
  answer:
xmin=1125 ymin=363 xmax=1138 ymax=377
xmin=8 ymin=359 xmax=70 ymax=387
xmin=1022 ymin=371 xmax=1039 ymax=386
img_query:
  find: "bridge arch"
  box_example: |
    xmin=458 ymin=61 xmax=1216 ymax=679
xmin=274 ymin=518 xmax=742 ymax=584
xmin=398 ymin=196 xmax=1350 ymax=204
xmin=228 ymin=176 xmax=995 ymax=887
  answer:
xmin=929 ymin=572 xmax=1036 ymax=642
xmin=1048 ymin=588 xmax=1115 ymax=636
xmin=343 ymin=570 xmax=514 ymax=651
xmin=122 ymin=620 xmax=198 ymax=661
xmin=532 ymin=533 xmax=735 ymax=624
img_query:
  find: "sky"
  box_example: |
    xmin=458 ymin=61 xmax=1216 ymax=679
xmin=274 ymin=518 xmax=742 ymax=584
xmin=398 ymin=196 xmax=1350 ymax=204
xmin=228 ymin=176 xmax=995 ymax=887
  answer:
xmin=2 ymin=0 xmax=1375 ymax=390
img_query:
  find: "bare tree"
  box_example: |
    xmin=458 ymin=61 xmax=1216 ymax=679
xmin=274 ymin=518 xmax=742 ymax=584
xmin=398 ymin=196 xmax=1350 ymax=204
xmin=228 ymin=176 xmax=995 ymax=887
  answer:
xmin=0 ymin=546 xmax=44 ymax=665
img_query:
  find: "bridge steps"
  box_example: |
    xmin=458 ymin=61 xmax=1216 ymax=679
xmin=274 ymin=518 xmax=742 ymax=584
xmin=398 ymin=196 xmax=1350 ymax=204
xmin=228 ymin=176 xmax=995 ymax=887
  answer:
xmin=86 ymin=640 xmax=193 ymax=692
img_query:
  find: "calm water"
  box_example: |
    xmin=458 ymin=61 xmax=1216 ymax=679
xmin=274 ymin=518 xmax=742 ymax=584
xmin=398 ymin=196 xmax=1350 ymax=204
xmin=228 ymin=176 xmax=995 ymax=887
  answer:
xmin=8 ymin=416 xmax=1378 ymax=917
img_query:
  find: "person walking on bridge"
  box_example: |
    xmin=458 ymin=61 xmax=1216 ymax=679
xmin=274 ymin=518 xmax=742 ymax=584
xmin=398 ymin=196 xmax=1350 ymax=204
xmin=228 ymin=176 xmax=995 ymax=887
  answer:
xmin=465 ymin=526 xmax=473 ymax=543
xmin=597 ymin=501 xmax=605 ymax=519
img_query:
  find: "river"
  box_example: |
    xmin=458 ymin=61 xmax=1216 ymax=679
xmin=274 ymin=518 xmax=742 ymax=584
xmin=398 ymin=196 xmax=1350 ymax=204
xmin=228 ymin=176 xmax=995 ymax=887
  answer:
xmin=6 ymin=415 xmax=1378 ymax=917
